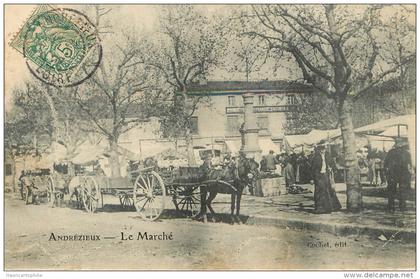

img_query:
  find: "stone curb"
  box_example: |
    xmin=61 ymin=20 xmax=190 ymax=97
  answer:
xmin=245 ymin=215 xmax=416 ymax=243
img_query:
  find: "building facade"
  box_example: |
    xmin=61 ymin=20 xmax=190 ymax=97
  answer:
xmin=187 ymin=80 xmax=314 ymax=154
xmin=113 ymin=80 xmax=314 ymax=159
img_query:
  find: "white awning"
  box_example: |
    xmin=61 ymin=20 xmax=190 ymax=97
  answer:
xmin=138 ymin=140 xmax=175 ymax=159
xmin=259 ymin=137 xmax=279 ymax=155
xmin=355 ymin=115 xmax=415 ymax=165
xmin=354 ymin=114 xmax=414 ymax=134
xmin=225 ymin=140 xmax=241 ymax=156
xmin=225 ymin=138 xmax=279 ymax=156
xmin=284 ymin=129 xmax=341 ymax=150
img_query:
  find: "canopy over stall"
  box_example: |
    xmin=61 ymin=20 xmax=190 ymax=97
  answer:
xmin=284 ymin=129 xmax=341 ymax=152
xmin=354 ymin=114 xmax=415 ymax=165
xmin=225 ymin=137 xmax=279 ymax=156
xmin=154 ymin=148 xmax=188 ymax=168
xmin=37 ymin=142 xmax=69 ymax=167
xmin=68 ymin=140 xmax=136 ymax=177
xmin=137 ymin=140 xmax=175 ymax=159
xmin=259 ymin=137 xmax=280 ymax=155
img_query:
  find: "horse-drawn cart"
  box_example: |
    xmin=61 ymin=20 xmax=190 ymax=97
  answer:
xmin=77 ymin=165 xmax=241 ymax=222
xmin=25 ymin=153 xmax=255 ymax=223
xmin=162 ymin=166 xmax=240 ymax=218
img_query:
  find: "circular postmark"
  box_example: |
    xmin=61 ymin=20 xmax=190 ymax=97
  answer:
xmin=22 ymin=8 xmax=102 ymax=87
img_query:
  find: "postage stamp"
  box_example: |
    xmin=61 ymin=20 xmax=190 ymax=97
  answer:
xmin=10 ymin=5 xmax=102 ymax=87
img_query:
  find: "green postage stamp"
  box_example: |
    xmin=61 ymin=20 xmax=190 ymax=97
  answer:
xmin=10 ymin=5 xmax=102 ymax=87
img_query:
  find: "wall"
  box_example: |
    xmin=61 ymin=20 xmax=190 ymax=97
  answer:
xmin=193 ymin=92 xmax=294 ymax=140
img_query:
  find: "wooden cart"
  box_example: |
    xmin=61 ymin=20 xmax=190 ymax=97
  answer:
xmin=74 ymin=166 xmax=237 ymax=221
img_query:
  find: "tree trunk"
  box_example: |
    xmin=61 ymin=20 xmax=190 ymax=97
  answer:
xmin=109 ymin=140 xmax=121 ymax=178
xmin=41 ymin=88 xmax=60 ymax=143
xmin=180 ymin=89 xmax=197 ymax=167
xmin=185 ymin=129 xmax=197 ymax=167
xmin=338 ymin=99 xmax=362 ymax=212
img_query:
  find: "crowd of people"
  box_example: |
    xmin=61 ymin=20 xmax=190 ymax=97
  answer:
xmin=17 ymin=136 xmax=412 ymax=214
xmin=257 ymin=136 xmax=412 ymax=214
xmin=357 ymin=146 xmax=387 ymax=186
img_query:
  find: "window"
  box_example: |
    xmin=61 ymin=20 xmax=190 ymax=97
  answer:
xmin=258 ymin=95 xmax=266 ymax=106
xmin=287 ymin=94 xmax=298 ymax=105
xmin=5 ymin=164 xmax=12 ymax=176
xmin=226 ymin=115 xmax=240 ymax=135
xmin=190 ymin=116 xmax=199 ymax=135
xmin=257 ymin=116 xmax=269 ymax=133
xmin=228 ymin=96 xmax=236 ymax=106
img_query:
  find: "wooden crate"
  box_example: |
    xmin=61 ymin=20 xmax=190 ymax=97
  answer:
xmin=254 ymin=177 xmax=286 ymax=197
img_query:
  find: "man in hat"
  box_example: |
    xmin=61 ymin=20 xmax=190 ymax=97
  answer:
xmin=265 ymin=150 xmax=278 ymax=173
xmin=384 ymin=137 xmax=412 ymax=212
xmin=310 ymin=140 xmax=342 ymax=214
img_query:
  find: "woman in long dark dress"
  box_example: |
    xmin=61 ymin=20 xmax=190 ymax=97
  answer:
xmin=311 ymin=141 xmax=342 ymax=214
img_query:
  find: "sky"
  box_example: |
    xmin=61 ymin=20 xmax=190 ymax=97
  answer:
xmin=5 ymin=4 xmax=414 ymax=112
xmin=4 ymin=4 xmax=299 ymax=113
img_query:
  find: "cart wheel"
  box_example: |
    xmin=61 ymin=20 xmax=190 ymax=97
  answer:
xmin=133 ymin=171 xmax=165 ymax=221
xmin=81 ymin=176 xmax=100 ymax=213
xmin=173 ymin=185 xmax=201 ymax=218
xmin=46 ymin=176 xmax=55 ymax=207
xmin=119 ymin=193 xmax=134 ymax=210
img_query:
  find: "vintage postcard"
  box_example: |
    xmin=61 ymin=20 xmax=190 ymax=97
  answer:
xmin=3 ymin=4 xmax=416 ymax=271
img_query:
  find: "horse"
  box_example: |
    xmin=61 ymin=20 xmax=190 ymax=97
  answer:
xmin=197 ymin=155 xmax=259 ymax=224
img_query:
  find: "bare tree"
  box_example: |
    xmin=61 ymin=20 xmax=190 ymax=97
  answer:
xmin=238 ymin=4 xmax=415 ymax=211
xmin=72 ymin=33 xmax=158 ymax=177
xmin=142 ymin=5 xmax=223 ymax=166
xmin=285 ymin=92 xmax=338 ymax=135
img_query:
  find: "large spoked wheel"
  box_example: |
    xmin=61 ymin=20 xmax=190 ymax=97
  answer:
xmin=133 ymin=171 xmax=166 ymax=221
xmin=173 ymin=185 xmax=201 ymax=218
xmin=81 ymin=176 xmax=100 ymax=213
xmin=46 ymin=176 xmax=55 ymax=207
xmin=119 ymin=193 xmax=134 ymax=210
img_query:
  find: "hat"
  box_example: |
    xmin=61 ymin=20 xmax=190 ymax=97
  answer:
xmin=395 ymin=137 xmax=409 ymax=147
xmin=316 ymin=140 xmax=328 ymax=149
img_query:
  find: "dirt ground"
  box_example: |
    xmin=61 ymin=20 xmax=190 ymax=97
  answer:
xmin=4 ymin=193 xmax=416 ymax=270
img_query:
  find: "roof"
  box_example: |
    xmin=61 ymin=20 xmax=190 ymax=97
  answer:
xmin=187 ymin=80 xmax=315 ymax=95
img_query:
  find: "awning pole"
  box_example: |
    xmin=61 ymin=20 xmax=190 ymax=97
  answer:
xmin=139 ymin=140 xmax=142 ymax=161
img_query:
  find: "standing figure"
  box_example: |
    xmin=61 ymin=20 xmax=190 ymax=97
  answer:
xmin=374 ymin=156 xmax=382 ymax=186
xmin=18 ymin=170 xmax=26 ymax=200
xmin=367 ymin=156 xmax=375 ymax=186
xmin=379 ymin=149 xmax=387 ymax=185
xmin=310 ymin=140 xmax=342 ymax=214
xmin=260 ymin=156 xmax=267 ymax=173
xmin=384 ymin=138 xmax=412 ymax=212
xmin=265 ymin=150 xmax=278 ymax=173
xmin=22 ymin=174 xmax=38 ymax=205
xmin=283 ymin=157 xmax=295 ymax=190
xmin=239 ymin=122 xmax=245 ymax=148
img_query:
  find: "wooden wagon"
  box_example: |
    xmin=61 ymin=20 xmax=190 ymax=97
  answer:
xmin=76 ymin=168 xmax=165 ymax=221
xmin=77 ymin=166 xmax=238 ymax=221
